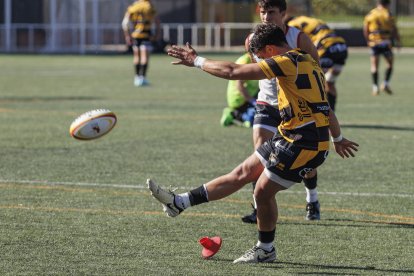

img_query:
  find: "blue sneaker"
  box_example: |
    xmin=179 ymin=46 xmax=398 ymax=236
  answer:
xmin=134 ymin=76 xmax=144 ymax=87
xmin=142 ymin=77 xmax=150 ymax=86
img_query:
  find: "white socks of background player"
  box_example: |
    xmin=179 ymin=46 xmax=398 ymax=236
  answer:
xmin=306 ymin=187 xmax=318 ymax=203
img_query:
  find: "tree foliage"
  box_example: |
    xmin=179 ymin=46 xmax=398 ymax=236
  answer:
xmin=310 ymin=0 xmax=375 ymax=16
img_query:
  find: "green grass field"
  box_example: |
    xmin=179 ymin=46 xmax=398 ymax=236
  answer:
xmin=0 ymin=51 xmax=413 ymax=275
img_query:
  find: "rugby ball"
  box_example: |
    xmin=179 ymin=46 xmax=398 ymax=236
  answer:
xmin=70 ymin=109 xmax=117 ymax=140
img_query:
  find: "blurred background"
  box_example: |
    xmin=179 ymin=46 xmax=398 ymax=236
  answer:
xmin=1 ymin=0 xmax=413 ymax=54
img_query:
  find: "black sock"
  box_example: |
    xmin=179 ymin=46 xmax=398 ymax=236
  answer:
xmin=140 ymin=64 xmax=148 ymax=77
xmin=135 ymin=64 xmax=141 ymax=76
xmin=385 ymin=67 xmax=393 ymax=82
xmin=372 ymin=71 xmax=378 ymax=86
xmin=303 ymin=174 xmax=317 ymax=189
xmin=189 ymin=185 xmax=209 ymax=206
xmin=258 ymin=228 xmax=276 ymax=243
xmin=327 ymin=93 xmax=336 ymax=111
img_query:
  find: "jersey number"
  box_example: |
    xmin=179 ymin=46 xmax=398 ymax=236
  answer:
xmin=312 ymin=70 xmax=326 ymax=100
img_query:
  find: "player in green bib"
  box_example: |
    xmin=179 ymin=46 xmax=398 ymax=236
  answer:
xmin=221 ymin=53 xmax=259 ymax=127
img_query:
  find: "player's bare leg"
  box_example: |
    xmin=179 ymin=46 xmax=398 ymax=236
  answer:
xmin=148 ymin=153 xmax=264 ymax=217
xmin=241 ymin=127 xmax=274 ymax=224
xmin=205 ymin=154 xmax=263 ymax=200
xmin=139 ymin=46 xmax=150 ymax=85
xmin=381 ymin=55 xmax=394 ymax=94
xmin=370 ymin=55 xmax=380 ymax=95
xmin=234 ymin=173 xmax=283 ymax=263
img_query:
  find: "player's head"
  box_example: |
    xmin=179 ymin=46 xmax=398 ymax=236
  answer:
xmin=257 ymin=0 xmax=287 ymax=11
xmin=378 ymin=0 xmax=390 ymax=6
xmin=257 ymin=0 xmax=287 ymax=26
xmin=249 ymin=23 xmax=288 ymax=57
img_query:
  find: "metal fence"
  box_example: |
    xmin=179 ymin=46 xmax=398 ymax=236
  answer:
xmin=1 ymin=0 xmax=413 ymax=53
xmin=0 ymin=21 xmax=260 ymax=53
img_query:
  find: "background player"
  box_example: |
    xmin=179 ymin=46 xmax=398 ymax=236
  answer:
xmin=285 ymin=15 xmax=348 ymax=111
xmin=221 ymin=53 xmax=259 ymax=128
xmin=122 ymin=0 xmax=161 ymax=87
xmin=242 ymin=0 xmax=321 ymax=224
xmin=363 ymin=0 xmax=401 ymax=96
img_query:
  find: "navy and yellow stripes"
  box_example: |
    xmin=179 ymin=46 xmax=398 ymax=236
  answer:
xmin=287 ymin=16 xmax=346 ymax=57
xmin=258 ymin=49 xmax=330 ymax=151
xmin=364 ymin=7 xmax=396 ymax=47
xmin=127 ymin=0 xmax=157 ymax=40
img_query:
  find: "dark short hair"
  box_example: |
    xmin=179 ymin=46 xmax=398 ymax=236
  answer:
xmin=249 ymin=23 xmax=288 ymax=53
xmin=257 ymin=0 xmax=287 ymax=12
xmin=379 ymin=0 xmax=390 ymax=6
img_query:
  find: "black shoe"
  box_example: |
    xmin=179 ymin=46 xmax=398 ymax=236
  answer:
xmin=305 ymin=201 xmax=320 ymax=220
xmin=241 ymin=205 xmax=257 ymax=224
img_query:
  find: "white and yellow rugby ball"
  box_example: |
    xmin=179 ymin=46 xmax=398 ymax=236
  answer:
xmin=70 ymin=109 xmax=117 ymax=140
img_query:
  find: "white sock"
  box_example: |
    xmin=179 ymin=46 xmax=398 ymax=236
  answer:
xmin=253 ymin=194 xmax=257 ymax=209
xmin=256 ymin=241 xmax=273 ymax=251
xmin=306 ymin=187 xmax=318 ymax=203
xmin=174 ymin=192 xmax=191 ymax=209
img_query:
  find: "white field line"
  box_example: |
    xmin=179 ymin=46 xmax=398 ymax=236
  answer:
xmin=0 ymin=178 xmax=413 ymax=199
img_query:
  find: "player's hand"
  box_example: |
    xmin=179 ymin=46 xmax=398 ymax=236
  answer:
xmin=125 ymin=35 xmax=132 ymax=46
xmin=167 ymin=42 xmax=198 ymax=67
xmin=333 ymin=138 xmax=359 ymax=158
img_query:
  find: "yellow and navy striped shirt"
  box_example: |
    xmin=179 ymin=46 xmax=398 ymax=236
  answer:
xmin=258 ymin=49 xmax=330 ymax=151
xmin=287 ymin=16 xmax=346 ymax=57
xmin=364 ymin=6 xmax=397 ymax=47
xmin=127 ymin=0 xmax=157 ymax=39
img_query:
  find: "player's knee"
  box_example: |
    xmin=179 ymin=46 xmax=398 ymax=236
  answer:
xmin=231 ymin=161 xmax=258 ymax=185
xmin=253 ymin=185 xmax=275 ymax=203
xmin=303 ymin=173 xmax=318 ymax=189
xmin=253 ymin=187 xmax=267 ymax=202
xmin=304 ymin=169 xmax=317 ymax=179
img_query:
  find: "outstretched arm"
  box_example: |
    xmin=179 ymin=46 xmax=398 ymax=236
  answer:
xmin=328 ymin=109 xmax=359 ymax=158
xmin=122 ymin=12 xmax=132 ymax=46
xmin=167 ymin=43 xmax=267 ymax=81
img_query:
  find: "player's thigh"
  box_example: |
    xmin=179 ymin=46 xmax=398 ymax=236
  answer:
xmin=370 ymin=54 xmax=380 ymax=70
xmin=325 ymin=64 xmax=344 ymax=85
xmin=252 ymin=104 xmax=281 ymax=149
xmin=253 ymin=127 xmax=274 ymax=149
xmin=237 ymin=153 xmax=265 ymax=182
xmin=140 ymin=40 xmax=153 ymax=62
xmin=254 ymin=172 xmax=286 ymax=202
xmin=384 ymin=53 xmax=394 ymax=67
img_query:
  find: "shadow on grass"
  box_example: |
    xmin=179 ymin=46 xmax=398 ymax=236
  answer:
xmin=278 ymin=219 xmax=414 ymax=229
xmin=323 ymin=218 xmax=414 ymax=228
xmin=264 ymin=261 xmax=414 ymax=274
xmin=209 ymin=258 xmax=413 ymax=274
xmin=341 ymin=124 xmax=414 ymax=132
xmin=0 ymin=96 xmax=102 ymax=102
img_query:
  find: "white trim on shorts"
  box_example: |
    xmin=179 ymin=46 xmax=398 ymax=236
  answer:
xmin=325 ymin=64 xmax=343 ymax=83
xmin=254 ymin=151 xmax=296 ymax=189
xmin=253 ymin=124 xmax=278 ymax=133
